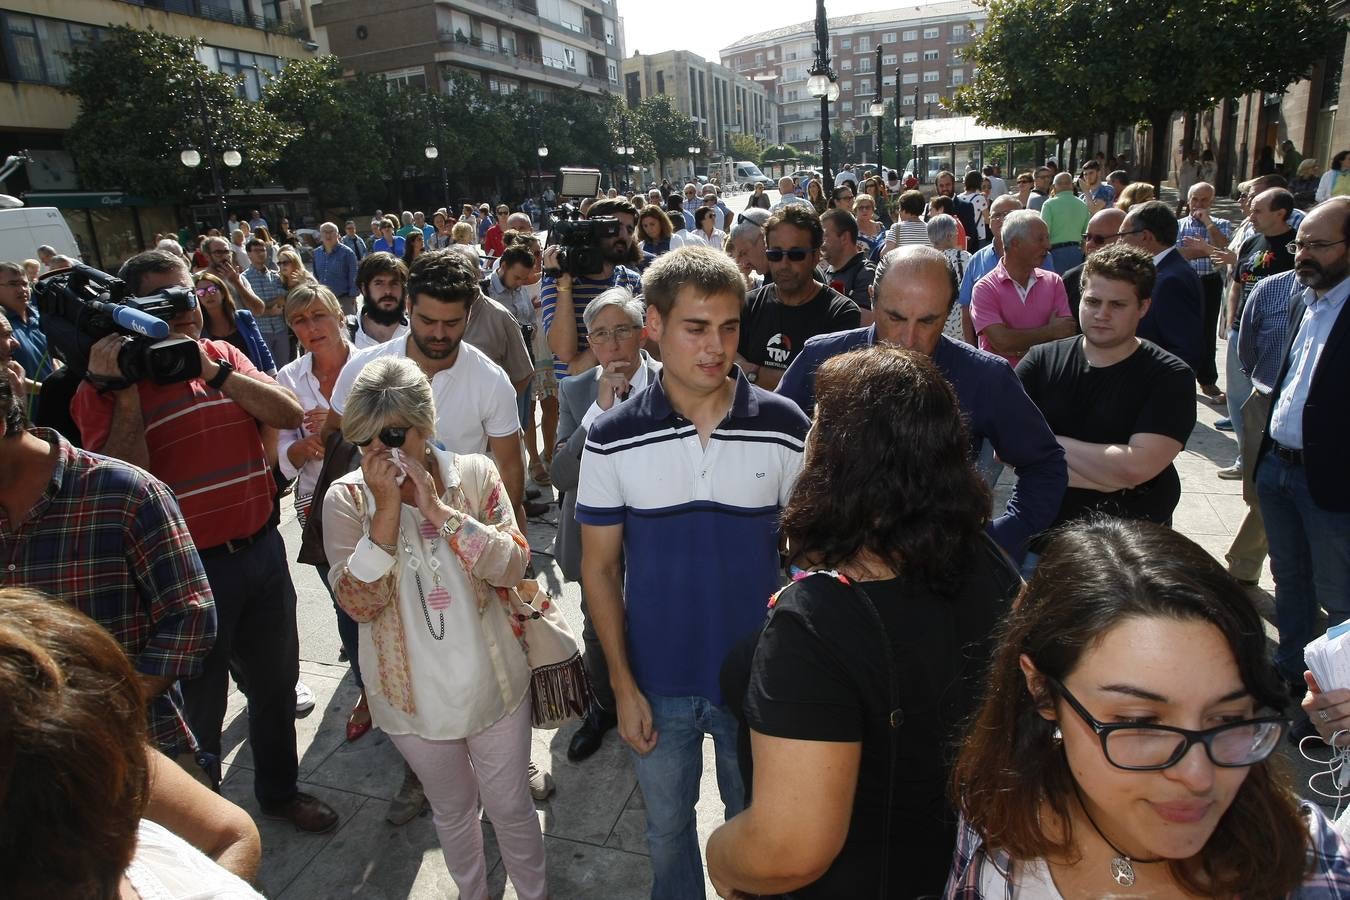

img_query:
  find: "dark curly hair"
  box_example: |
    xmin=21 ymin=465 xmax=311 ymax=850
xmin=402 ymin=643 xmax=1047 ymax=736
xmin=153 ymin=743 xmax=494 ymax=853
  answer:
xmin=765 ymin=203 xmax=824 ymax=249
xmin=407 ymin=249 xmax=479 ymax=311
xmin=781 ymin=345 xmax=989 ymax=583
xmin=952 ymin=518 xmax=1309 ymax=897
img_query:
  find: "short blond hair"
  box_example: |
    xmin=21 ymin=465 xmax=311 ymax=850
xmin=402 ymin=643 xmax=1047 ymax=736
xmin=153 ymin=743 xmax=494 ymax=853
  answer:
xmin=451 ymin=222 xmax=476 ymax=244
xmin=284 ymin=282 xmax=344 ymax=328
xmin=342 ymin=357 xmax=437 ymax=447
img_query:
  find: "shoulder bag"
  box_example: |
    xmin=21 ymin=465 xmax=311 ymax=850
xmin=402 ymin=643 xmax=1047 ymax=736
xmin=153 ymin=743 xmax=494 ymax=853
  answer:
xmin=499 ymin=578 xmax=591 ymax=729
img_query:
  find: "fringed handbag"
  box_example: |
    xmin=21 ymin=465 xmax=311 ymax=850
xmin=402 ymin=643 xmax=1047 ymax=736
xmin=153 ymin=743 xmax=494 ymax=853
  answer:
xmin=500 ymin=578 xmax=591 ymax=729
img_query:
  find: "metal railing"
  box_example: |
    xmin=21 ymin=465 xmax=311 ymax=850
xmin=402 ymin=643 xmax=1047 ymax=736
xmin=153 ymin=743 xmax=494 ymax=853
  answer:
xmin=123 ymin=0 xmax=298 ymax=35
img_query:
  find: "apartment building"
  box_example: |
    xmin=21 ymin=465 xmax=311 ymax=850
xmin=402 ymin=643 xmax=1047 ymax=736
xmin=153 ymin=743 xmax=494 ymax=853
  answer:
xmin=622 ymin=49 xmax=777 ymax=180
xmin=313 ymin=0 xmax=624 ymax=101
xmin=0 ymin=0 xmax=319 ymax=268
xmin=721 ymin=1 xmax=983 ymax=154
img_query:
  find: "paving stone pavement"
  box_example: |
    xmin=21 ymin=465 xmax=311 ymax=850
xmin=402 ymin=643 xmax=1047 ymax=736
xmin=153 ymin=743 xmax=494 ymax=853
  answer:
xmin=229 ymin=186 xmax=1341 ymax=899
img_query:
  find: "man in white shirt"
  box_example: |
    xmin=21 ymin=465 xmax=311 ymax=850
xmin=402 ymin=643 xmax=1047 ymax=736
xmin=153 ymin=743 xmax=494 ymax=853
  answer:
xmin=349 ymin=253 xmax=410 ymax=349
xmin=771 ymin=177 xmax=810 ymax=212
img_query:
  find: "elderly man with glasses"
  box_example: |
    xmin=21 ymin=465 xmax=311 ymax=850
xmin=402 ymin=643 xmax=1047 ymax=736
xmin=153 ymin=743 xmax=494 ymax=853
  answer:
xmin=1061 ymin=207 xmax=1126 ymax=319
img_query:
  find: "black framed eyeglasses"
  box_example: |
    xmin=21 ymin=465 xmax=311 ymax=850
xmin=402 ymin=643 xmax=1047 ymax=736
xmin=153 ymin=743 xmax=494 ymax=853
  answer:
xmin=588 ymin=324 xmax=638 ymax=345
xmin=1115 ymin=227 xmax=1147 ymax=238
xmin=354 ymin=426 xmax=409 ymax=449
xmin=1288 ymin=239 xmax=1348 ymax=254
xmin=1044 ymin=675 xmax=1287 ymax=771
xmin=765 ymin=248 xmax=812 ymax=262
xmin=1083 ymin=233 xmax=1118 ymax=246
xmin=735 ymin=213 xmax=762 ymax=227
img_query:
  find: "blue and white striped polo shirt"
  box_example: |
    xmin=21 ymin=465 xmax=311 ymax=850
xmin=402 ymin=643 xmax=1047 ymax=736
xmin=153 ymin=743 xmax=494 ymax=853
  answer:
xmin=576 ymin=370 xmax=810 ymax=703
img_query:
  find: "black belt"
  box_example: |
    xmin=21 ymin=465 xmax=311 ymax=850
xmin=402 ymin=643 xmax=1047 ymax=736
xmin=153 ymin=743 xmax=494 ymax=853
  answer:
xmin=198 ymin=523 xmax=272 ymax=559
xmin=1271 ymin=443 xmax=1304 ymax=466
xmin=1051 ymin=241 xmax=1078 ymax=249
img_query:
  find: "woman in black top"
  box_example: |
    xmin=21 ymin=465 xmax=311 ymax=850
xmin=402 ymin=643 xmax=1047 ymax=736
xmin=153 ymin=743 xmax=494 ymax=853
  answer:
xmin=748 ymin=182 xmax=772 ymax=210
xmin=709 ymin=346 xmax=1021 ymax=899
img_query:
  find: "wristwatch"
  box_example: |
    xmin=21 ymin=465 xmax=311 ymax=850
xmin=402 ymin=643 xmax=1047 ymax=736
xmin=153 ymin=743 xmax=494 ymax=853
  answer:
xmin=206 ymin=358 xmax=235 ymax=390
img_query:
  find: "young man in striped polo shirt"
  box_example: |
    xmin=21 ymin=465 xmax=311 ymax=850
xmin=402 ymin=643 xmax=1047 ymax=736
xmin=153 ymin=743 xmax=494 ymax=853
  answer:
xmin=577 ymin=246 xmax=810 ymax=899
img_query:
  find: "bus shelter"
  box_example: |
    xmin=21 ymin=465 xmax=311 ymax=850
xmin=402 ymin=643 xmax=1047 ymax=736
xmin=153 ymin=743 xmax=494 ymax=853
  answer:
xmin=912 ymin=117 xmax=1061 ymax=180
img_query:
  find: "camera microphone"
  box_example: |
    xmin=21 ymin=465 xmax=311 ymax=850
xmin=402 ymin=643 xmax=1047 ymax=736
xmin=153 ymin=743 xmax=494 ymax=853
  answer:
xmin=106 ymin=303 xmax=171 ymax=339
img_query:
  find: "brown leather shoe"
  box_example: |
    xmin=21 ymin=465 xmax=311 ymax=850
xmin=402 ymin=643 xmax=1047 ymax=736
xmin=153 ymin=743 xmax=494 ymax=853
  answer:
xmin=261 ymin=792 xmax=339 ymax=833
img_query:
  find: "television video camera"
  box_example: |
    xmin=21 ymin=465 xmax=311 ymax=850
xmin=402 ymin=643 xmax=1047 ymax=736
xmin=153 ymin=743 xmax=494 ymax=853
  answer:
xmin=33 ymin=263 xmax=202 ymax=386
xmin=540 ymin=166 xmax=621 ymax=278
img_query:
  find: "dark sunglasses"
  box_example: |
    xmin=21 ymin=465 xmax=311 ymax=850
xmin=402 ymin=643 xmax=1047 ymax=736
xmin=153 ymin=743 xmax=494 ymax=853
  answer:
xmin=1083 ymin=233 xmax=1117 ymax=245
xmin=355 ymin=426 xmax=409 ymax=448
xmin=765 ymin=248 xmax=812 ymax=262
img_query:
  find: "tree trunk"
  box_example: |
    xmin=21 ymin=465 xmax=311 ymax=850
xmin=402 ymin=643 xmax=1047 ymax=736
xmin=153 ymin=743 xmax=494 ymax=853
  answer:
xmin=1147 ymin=112 xmax=1170 ymax=190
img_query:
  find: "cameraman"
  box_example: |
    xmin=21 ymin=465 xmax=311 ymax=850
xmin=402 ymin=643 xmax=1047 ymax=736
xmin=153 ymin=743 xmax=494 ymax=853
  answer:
xmin=69 ymin=250 xmax=338 ymax=834
xmin=541 ymin=198 xmax=643 ymax=378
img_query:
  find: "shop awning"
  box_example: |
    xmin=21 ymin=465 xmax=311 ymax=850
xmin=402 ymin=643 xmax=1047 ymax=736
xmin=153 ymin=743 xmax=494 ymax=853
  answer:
xmin=22 ymin=191 xmax=154 ymax=209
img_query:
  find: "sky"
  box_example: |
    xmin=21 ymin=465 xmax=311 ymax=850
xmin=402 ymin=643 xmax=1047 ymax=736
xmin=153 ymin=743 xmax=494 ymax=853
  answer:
xmin=620 ymin=1 xmax=892 ymax=64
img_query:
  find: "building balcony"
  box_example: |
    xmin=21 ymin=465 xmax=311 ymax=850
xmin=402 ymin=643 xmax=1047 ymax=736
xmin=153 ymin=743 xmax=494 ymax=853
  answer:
xmin=125 ymin=0 xmax=300 ymax=35
xmin=438 ymin=0 xmax=606 ymax=54
xmin=438 ymin=29 xmax=610 ymax=90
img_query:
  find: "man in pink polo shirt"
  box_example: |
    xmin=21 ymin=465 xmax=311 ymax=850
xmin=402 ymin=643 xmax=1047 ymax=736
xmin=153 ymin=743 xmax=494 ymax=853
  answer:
xmin=971 ymin=210 xmax=1076 ymax=366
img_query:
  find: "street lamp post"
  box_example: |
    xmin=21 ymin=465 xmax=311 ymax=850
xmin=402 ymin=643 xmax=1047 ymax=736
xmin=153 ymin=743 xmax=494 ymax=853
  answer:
xmin=424 ymin=98 xmax=450 ymax=213
xmin=537 ymin=145 xmax=548 ymax=201
xmin=869 ymin=46 xmax=885 ymax=174
xmin=688 ymin=145 xmax=701 ymax=181
xmin=179 ymin=78 xmax=241 ymax=231
xmin=807 ymin=0 xmax=839 ymax=186
xmin=894 ymin=67 xmax=902 ymax=173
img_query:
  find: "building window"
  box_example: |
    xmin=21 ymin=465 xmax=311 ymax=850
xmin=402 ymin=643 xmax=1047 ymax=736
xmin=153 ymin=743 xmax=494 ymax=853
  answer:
xmin=859 ymin=78 xmax=871 ymax=94
xmin=216 ymin=47 xmax=283 ymax=100
xmin=841 ymin=100 xmax=853 ymax=112
xmin=902 ymin=94 xmax=914 ymax=106
xmin=902 ymin=29 xmax=917 ymax=41
xmin=951 ymin=68 xmax=964 ymax=85
xmin=768 ymin=49 xmax=775 ymax=60
xmin=923 ymin=27 xmax=939 ymax=39
xmin=841 ymin=37 xmax=851 ymax=50
xmin=755 ymin=51 xmax=764 ymax=66
xmin=923 ymin=92 xmax=939 ymax=103
xmin=841 ymin=58 xmax=852 ymax=70
xmin=0 ymin=13 xmax=104 ymax=86
xmin=883 ymin=32 xmax=896 ymax=43
xmin=841 ymin=80 xmax=852 ymax=91
xmin=902 ymin=72 xmax=917 ymax=84
xmin=951 ymin=24 xmax=966 ymax=39
xmin=857 ymin=56 xmax=871 ymax=72
xmin=882 ymin=53 xmax=896 ymax=66
xmin=923 ymin=70 xmax=939 ymax=82
xmin=923 ymin=49 xmax=940 ymax=61
xmin=882 ymin=74 xmax=895 ymax=86
xmin=952 ymin=48 xmax=963 ymax=63
xmin=607 ymin=60 xmax=617 ymax=83
xmin=858 ymin=36 xmax=870 ymax=52
xmin=902 ymin=51 xmax=917 ymax=63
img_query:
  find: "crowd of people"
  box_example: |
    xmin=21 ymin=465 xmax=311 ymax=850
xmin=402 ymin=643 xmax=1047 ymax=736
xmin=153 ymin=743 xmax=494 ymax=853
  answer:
xmin=3 ymin=151 xmax=1350 ymax=900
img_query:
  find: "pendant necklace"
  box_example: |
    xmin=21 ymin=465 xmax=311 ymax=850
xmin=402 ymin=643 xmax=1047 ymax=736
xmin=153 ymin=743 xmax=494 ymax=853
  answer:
xmin=399 ymin=517 xmax=453 ymax=640
xmin=1072 ymin=783 xmax=1165 ymax=887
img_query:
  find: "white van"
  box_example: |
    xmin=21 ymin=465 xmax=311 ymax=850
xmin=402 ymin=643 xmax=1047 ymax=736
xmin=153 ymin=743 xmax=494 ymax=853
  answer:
xmin=732 ymin=161 xmax=773 ymax=189
xmin=0 ymin=207 xmax=81 ymax=266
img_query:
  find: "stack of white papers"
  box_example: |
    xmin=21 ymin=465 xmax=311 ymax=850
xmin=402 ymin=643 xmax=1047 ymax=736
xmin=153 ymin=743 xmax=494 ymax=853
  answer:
xmin=1304 ymin=621 xmax=1350 ymax=693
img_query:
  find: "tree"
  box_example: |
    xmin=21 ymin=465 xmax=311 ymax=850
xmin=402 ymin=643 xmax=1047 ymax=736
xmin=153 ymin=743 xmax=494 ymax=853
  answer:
xmin=634 ymin=95 xmax=700 ymax=176
xmin=727 ymin=133 xmax=765 ymax=165
xmin=762 ymin=144 xmax=799 ymax=163
xmin=63 ymin=26 xmax=296 ymax=203
xmin=952 ymin=0 xmax=1344 ymax=186
xmin=263 ymin=57 xmax=388 ymax=211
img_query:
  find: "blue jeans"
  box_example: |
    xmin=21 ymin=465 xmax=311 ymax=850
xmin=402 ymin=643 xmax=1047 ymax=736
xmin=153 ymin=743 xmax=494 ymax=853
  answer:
xmin=1224 ymin=330 xmax=1252 ymax=466
xmin=255 ymin=312 xmax=293 ymax=368
xmin=630 ymin=694 xmax=745 ymax=900
xmin=1050 ymin=245 xmax=1084 ymax=273
xmin=1256 ymin=454 xmax=1350 ymax=682
xmin=316 ymin=563 xmax=362 ymax=689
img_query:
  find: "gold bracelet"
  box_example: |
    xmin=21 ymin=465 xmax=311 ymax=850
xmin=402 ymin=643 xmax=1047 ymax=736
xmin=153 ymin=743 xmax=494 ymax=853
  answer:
xmin=371 ymin=538 xmax=396 ymax=554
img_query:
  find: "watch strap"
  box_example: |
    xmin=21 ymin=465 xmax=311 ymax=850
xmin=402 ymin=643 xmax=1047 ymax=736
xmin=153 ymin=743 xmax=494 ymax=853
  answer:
xmin=206 ymin=359 xmax=234 ymax=390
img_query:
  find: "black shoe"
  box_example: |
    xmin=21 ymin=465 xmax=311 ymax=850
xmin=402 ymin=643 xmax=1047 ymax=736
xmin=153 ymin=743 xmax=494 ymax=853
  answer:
xmin=525 ymin=499 xmax=551 ymax=518
xmin=567 ymin=708 xmax=617 ymax=762
xmin=526 ymin=486 xmax=542 ymax=501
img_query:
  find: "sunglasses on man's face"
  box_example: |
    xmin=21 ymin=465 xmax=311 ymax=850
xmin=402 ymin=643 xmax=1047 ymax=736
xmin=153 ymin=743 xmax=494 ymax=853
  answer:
xmin=355 ymin=426 xmax=409 ymax=448
xmin=765 ymin=248 xmax=812 ymax=262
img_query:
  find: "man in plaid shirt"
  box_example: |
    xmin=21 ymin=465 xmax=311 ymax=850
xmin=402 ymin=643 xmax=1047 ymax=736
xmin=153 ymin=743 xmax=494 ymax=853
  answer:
xmin=1175 ymin=181 xmax=1234 ymax=400
xmin=0 ymin=363 xmax=215 ymax=772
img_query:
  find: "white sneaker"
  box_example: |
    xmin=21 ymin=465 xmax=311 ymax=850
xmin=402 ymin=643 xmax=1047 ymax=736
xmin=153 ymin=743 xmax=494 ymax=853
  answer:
xmin=527 ymin=761 xmax=555 ymax=801
xmin=1216 ymin=464 xmax=1243 ymax=481
xmin=295 ymin=681 xmax=316 ymax=713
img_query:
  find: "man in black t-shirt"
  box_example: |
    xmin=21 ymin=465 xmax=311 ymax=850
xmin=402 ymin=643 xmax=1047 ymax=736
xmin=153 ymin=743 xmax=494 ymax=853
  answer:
xmin=736 ymin=205 xmax=860 ymax=389
xmin=1228 ymin=187 xmax=1297 ymax=332
xmin=1017 ymin=244 xmax=1196 ymax=530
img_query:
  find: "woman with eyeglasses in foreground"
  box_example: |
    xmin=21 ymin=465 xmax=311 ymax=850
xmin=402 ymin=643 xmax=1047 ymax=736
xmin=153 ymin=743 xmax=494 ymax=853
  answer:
xmin=946 ymin=517 xmax=1350 ymax=898
xmin=322 ymin=356 xmax=546 ymax=900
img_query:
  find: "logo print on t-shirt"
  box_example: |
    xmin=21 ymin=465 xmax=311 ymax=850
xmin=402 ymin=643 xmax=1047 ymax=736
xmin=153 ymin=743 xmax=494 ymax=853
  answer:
xmin=765 ymin=333 xmax=793 ymax=365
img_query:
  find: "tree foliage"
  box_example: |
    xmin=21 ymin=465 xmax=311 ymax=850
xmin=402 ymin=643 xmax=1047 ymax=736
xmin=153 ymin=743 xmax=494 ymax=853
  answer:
xmin=728 ymin=133 xmax=765 ymax=165
xmin=952 ymin=0 xmax=1345 ymax=184
xmin=63 ymin=26 xmax=296 ymax=201
xmin=635 ymin=95 xmax=701 ymax=172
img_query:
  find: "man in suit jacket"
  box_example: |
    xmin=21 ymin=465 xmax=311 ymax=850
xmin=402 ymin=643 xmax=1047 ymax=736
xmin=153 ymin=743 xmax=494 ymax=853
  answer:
xmin=550 ymin=287 xmax=660 ymax=762
xmin=1254 ymin=197 xmax=1350 ymax=705
xmin=933 ymin=170 xmax=981 ymax=253
xmin=1117 ymin=200 xmax=1205 ymax=374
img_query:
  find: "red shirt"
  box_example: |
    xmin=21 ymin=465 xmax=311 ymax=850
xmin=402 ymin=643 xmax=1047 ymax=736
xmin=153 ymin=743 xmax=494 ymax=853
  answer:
xmin=483 ymin=223 xmax=506 ymax=258
xmin=73 ymin=340 xmax=277 ymax=550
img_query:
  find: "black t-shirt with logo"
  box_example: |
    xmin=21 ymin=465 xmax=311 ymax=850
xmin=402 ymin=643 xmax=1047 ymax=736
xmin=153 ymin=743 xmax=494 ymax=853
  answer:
xmin=1235 ymin=229 xmax=1296 ymax=318
xmin=1017 ymin=336 xmax=1196 ymax=530
xmin=739 ymin=283 xmax=860 ymax=372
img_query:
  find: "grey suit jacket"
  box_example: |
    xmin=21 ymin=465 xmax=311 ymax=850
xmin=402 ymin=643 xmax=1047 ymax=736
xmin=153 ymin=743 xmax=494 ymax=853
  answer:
xmin=549 ymin=352 xmax=661 ymax=582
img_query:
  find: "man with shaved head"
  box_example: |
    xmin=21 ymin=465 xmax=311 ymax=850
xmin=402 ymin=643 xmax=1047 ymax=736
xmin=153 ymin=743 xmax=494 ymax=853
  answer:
xmin=778 ymin=245 xmax=1066 ymax=564
xmin=1062 ymin=206 xmax=1126 ymax=318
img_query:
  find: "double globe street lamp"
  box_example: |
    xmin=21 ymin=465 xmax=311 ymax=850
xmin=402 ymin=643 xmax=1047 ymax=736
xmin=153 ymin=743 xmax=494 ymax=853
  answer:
xmin=807 ymin=0 xmax=840 ymax=185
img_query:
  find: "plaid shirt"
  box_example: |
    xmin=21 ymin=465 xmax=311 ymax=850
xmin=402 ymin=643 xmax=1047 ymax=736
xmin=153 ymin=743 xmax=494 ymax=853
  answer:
xmin=1 ymin=430 xmax=216 ymax=756
xmin=1239 ymin=269 xmax=1301 ymax=393
xmin=243 ymin=264 xmax=287 ymax=309
xmin=944 ymin=802 xmax=1350 ymax=897
xmin=1175 ymin=214 xmax=1234 ymax=277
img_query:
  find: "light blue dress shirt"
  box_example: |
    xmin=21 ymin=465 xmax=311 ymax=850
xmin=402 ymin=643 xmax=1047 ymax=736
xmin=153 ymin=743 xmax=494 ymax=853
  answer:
xmin=1270 ymin=278 xmax=1350 ymax=449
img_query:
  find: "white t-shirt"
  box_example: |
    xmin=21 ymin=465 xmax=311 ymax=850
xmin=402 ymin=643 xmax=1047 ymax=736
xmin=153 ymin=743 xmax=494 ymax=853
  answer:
xmin=352 ymin=316 xmax=409 ymax=350
xmin=834 ymin=169 xmax=859 ymax=189
xmin=330 ymin=336 xmax=520 ymax=454
xmin=124 ymin=819 xmax=263 ymax=900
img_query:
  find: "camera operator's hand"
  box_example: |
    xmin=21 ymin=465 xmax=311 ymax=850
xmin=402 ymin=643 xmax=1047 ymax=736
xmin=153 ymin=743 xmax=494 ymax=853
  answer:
xmin=88 ymin=334 xmax=128 ymax=379
xmin=197 ymin=346 xmax=222 ymax=385
xmin=4 ymin=359 xmax=24 ymax=402
xmin=541 ymin=245 xmax=566 ymax=279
